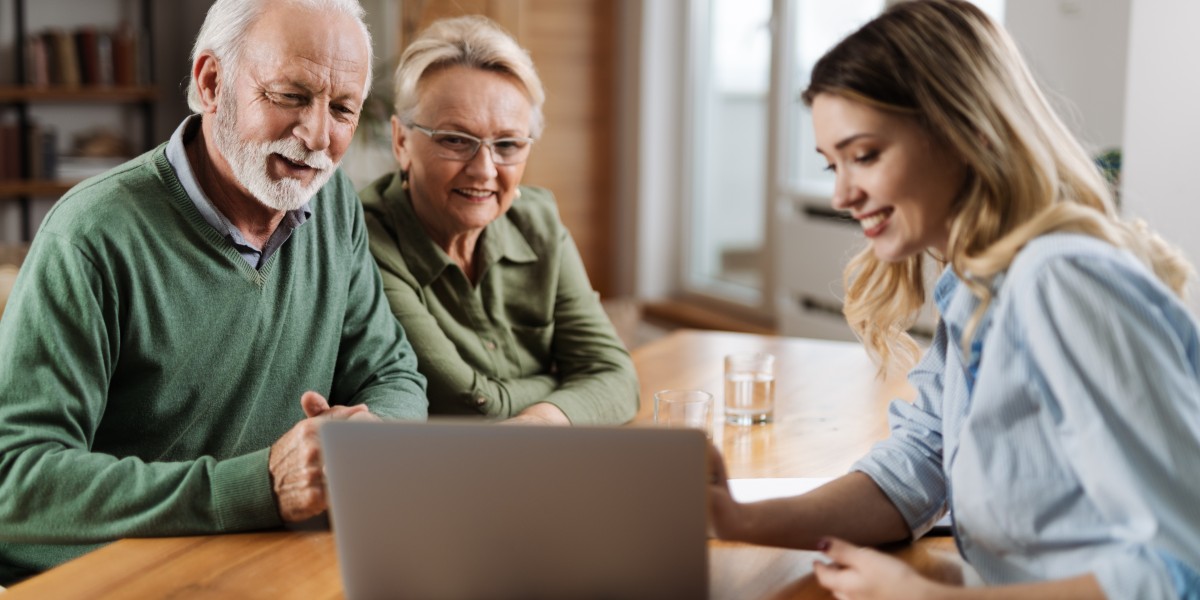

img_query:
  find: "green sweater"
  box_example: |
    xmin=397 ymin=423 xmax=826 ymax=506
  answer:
xmin=360 ymin=172 xmax=638 ymax=425
xmin=0 ymin=147 xmax=427 ymax=584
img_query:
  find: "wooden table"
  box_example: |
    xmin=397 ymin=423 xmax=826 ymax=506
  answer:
xmin=5 ymin=330 xmax=966 ymax=599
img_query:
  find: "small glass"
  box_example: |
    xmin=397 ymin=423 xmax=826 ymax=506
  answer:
xmin=723 ymin=352 xmax=775 ymax=425
xmin=653 ymin=389 xmax=713 ymax=436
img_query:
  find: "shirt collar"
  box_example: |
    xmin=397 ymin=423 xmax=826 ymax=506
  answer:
xmin=476 ymin=203 xmax=538 ymax=269
xmin=164 ymin=114 xmax=313 ymax=246
xmin=384 ymin=172 xmax=537 ymax=286
xmin=932 ymin=264 xmax=1004 ymax=379
xmin=932 ymin=264 xmax=962 ymax=315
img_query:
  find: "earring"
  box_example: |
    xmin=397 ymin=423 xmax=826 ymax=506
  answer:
xmin=513 ymin=187 xmax=522 ymax=199
xmin=400 ymin=170 xmax=409 ymax=190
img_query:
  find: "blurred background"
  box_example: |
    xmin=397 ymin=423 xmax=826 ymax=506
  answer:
xmin=0 ymin=0 xmax=1194 ymax=344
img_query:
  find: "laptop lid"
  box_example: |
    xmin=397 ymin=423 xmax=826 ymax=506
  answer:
xmin=321 ymin=421 xmax=709 ymax=600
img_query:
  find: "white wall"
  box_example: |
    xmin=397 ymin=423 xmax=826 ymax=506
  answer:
xmin=623 ymin=0 xmax=688 ymax=300
xmin=1003 ymin=0 xmax=1131 ymax=153
xmin=1121 ymin=0 xmax=1200 ymax=312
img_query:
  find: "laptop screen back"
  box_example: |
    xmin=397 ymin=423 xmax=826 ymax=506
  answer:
xmin=322 ymin=421 xmax=709 ymax=600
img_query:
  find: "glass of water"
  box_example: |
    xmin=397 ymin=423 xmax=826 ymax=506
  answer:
xmin=723 ymin=352 xmax=775 ymax=425
xmin=654 ymin=389 xmax=713 ymax=436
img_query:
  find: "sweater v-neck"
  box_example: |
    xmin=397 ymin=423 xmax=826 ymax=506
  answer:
xmin=152 ymin=149 xmax=287 ymax=287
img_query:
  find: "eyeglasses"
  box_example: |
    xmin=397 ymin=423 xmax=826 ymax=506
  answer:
xmin=407 ymin=123 xmax=535 ymax=165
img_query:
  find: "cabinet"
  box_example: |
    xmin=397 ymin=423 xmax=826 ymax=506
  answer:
xmin=775 ymin=201 xmax=938 ymax=342
xmin=0 ymin=0 xmax=155 ymax=241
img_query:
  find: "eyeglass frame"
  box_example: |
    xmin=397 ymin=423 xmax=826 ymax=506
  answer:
xmin=405 ymin=122 xmax=536 ymax=165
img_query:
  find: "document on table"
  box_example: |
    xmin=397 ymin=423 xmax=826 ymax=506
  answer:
xmin=727 ymin=478 xmax=953 ymax=534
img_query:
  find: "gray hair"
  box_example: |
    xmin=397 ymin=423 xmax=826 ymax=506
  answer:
xmin=186 ymin=0 xmax=373 ymax=113
xmin=394 ymin=15 xmax=545 ymax=137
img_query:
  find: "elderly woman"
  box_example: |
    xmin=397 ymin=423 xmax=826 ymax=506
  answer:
xmin=360 ymin=16 xmax=638 ymax=425
xmin=708 ymin=1 xmax=1200 ymax=598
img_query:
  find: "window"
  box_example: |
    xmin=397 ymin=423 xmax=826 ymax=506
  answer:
xmin=683 ymin=0 xmax=884 ymax=320
xmin=678 ymin=0 xmax=1003 ymax=333
xmin=685 ymin=0 xmax=772 ymax=306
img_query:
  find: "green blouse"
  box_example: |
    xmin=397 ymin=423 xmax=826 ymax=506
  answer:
xmin=360 ymin=172 xmax=639 ymax=424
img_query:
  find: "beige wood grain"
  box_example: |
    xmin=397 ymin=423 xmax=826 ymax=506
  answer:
xmin=4 ymin=331 xmax=961 ymax=600
xmin=519 ymin=0 xmax=616 ymax=295
xmin=631 ymin=330 xmax=914 ymax=478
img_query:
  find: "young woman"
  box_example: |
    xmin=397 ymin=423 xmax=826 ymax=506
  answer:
xmin=707 ymin=1 xmax=1200 ymax=598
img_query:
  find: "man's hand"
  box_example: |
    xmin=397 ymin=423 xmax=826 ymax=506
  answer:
xmin=268 ymin=391 xmax=379 ymax=522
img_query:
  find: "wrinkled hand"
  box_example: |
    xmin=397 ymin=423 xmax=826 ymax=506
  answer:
xmin=504 ymin=402 xmax=570 ymax=425
xmin=706 ymin=443 xmax=745 ymax=539
xmin=813 ymin=537 xmax=944 ymax=600
xmin=268 ymin=391 xmax=379 ymax=522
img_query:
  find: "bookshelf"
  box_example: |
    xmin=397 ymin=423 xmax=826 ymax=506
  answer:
xmin=0 ymin=0 xmax=156 ymax=242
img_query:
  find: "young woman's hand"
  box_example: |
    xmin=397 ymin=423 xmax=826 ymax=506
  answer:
xmin=706 ymin=443 xmax=748 ymax=540
xmin=813 ymin=537 xmax=949 ymax=600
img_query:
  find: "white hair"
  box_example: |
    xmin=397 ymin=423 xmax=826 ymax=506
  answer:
xmin=186 ymin=0 xmax=373 ymax=113
xmin=394 ymin=15 xmax=546 ymax=137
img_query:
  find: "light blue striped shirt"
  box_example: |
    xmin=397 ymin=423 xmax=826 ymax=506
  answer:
xmin=854 ymin=233 xmax=1200 ymax=598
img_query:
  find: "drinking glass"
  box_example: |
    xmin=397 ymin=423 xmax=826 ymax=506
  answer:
xmin=723 ymin=352 xmax=775 ymax=425
xmin=653 ymin=389 xmax=713 ymax=435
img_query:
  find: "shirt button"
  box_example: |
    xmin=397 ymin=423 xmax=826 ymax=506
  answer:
xmin=476 ymin=396 xmax=488 ymax=406
xmin=484 ymin=341 xmax=497 ymax=350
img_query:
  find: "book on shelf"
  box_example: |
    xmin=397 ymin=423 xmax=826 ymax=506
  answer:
xmin=96 ymin=32 xmax=115 ymax=86
xmin=24 ymin=35 xmax=49 ymax=87
xmin=0 ymin=117 xmax=60 ymax=182
xmin=112 ymin=23 xmax=139 ymax=87
xmin=0 ymin=118 xmax=18 ymax=181
xmin=27 ymin=123 xmax=42 ymax=180
xmin=23 ymin=23 xmax=147 ymax=88
xmin=31 ymin=124 xmax=59 ymax=180
xmin=53 ymin=28 xmax=82 ymax=87
xmin=75 ymin=27 xmax=101 ymax=86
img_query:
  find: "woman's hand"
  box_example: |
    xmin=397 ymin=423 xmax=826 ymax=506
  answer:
xmin=504 ymin=402 xmax=571 ymax=425
xmin=707 ymin=443 xmax=749 ymax=540
xmin=812 ymin=537 xmax=948 ymax=600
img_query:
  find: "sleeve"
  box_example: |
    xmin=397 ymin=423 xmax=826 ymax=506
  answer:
xmin=850 ymin=320 xmax=950 ymax=538
xmin=1014 ymin=254 xmax=1200 ymax=599
xmin=0 ymin=232 xmax=279 ymax=545
xmin=525 ymin=229 xmax=639 ymax=425
xmin=330 ymin=189 xmax=428 ymax=420
xmin=366 ymin=216 xmax=559 ymax=416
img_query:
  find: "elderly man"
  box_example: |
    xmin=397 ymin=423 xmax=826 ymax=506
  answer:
xmin=0 ymin=0 xmax=426 ymax=585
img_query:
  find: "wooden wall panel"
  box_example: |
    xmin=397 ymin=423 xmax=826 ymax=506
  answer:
xmin=396 ymin=0 xmax=617 ymax=296
xmin=523 ymin=0 xmax=616 ymax=295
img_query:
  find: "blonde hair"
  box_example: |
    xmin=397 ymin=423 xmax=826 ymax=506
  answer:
xmin=802 ymin=0 xmax=1191 ymax=372
xmin=393 ymin=15 xmax=545 ymax=137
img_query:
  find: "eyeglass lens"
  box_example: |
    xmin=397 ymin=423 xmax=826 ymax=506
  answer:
xmin=430 ymin=131 xmax=531 ymax=165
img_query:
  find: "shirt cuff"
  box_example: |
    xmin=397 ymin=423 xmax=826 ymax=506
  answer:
xmin=1088 ymin=545 xmax=1181 ymax=599
xmin=211 ymin=448 xmax=281 ymax=532
xmin=851 ymin=450 xmax=947 ymax=539
xmin=1156 ymin=548 xmax=1200 ymax=600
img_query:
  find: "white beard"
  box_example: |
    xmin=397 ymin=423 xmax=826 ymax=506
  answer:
xmin=212 ymin=94 xmax=336 ymax=212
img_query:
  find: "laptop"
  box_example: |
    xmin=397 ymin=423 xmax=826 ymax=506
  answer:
xmin=321 ymin=421 xmax=709 ymax=600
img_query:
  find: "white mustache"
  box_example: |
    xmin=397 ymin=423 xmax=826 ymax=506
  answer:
xmin=267 ymin=138 xmax=335 ymax=171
